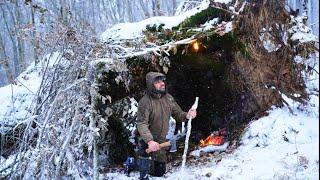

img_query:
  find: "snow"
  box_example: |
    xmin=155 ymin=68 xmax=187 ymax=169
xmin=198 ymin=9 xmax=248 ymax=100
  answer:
xmin=128 ymin=97 xmax=138 ymax=117
xmin=0 ymin=63 xmax=40 ymax=133
xmin=127 ymin=97 xmax=138 ymax=136
xmin=286 ymin=0 xmax=319 ymax=37
xmin=202 ymin=18 xmax=219 ymax=31
xmin=288 ymin=16 xmax=319 ymax=43
xmin=0 ymin=52 xmax=63 ymax=134
xmin=101 ymin=0 xmax=210 ymax=41
xmin=291 ymin=32 xmax=318 ymax=43
xmin=259 ymin=28 xmax=282 ymax=52
xmin=225 ymin=21 xmax=233 ymax=33
xmin=190 ymin=142 xmax=229 ymax=157
xmin=0 ymin=153 xmax=17 ymax=176
xmin=213 ymin=0 xmax=232 ymax=4
xmin=260 ymin=14 xmax=318 ymax=52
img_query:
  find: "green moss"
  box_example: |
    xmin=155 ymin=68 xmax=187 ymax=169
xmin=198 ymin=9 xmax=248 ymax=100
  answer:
xmin=126 ymin=56 xmax=149 ymax=68
xmin=173 ymin=7 xmax=232 ymax=30
xmin=142 ymin=7 xmax=233 ymax=44
xmin=158 ymin=30 xmax=174 ymax=44
xmin=238 ymin=43 xmax=250 ymax=58
xmin=108 ymin=117 xmax=134 ymax=163
xmin=146 ymin=23 xmax=165 ymax=32
xmin=200 ymin=32 xmax=250 ymax=58
xmin=144 ymin=24 xmax=173 ymax=44
xmin=172 ymin=30 xmax=199 ymax=41
xmin=96 ymin=70 xmax=128 ymax=100
xmin=96 ymin=61 xmax=106 ymax=70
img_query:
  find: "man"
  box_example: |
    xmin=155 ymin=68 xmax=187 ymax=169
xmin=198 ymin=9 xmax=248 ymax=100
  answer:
xmin=136 ymin=72 xmax=197 ymax=179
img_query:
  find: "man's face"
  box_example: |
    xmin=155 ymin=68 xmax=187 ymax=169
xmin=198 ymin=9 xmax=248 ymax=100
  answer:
xmin=153 ymin=79 xmax=166 ymax=92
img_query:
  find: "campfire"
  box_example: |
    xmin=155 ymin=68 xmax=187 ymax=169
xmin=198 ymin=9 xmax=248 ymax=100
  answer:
xmin=199 ymin=128 xmax=227 ymax=147
xmin=200 ymin=135 xmax=224 ymax=147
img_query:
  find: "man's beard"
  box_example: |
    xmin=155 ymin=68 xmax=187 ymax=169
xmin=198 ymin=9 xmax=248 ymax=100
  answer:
xmin=153 ymin=86 xmax=167 ymax=95
xmin=157 ymin=88 xmax=166 ymax=94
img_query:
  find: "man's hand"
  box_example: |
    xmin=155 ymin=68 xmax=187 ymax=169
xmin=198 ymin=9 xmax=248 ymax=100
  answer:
xmin=186 ymin=108 xmax=197 ymax=119
xmin=147 ymin=140 xmax=160 ymax=152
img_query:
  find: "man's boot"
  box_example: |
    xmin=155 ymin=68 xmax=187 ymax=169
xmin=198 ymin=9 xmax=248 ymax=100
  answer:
xmin=150 ymin=160 xmax=166 ymax=177
xmin=139 ymin=157 xmax=151 ymax=180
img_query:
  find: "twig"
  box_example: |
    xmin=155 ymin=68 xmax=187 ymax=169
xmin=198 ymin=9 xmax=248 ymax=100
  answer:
xmin=10 ymin=84 xmax=15 ymax=120
xmin=15 ymin=78 xmax=35 ymax=94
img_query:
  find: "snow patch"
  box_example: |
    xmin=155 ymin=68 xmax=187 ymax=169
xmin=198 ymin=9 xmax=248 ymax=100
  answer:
xmin=202 ymin=18 xmax=219 ymax=31
xmin=213 ymin=0 xmax=232 ymax=4
xmin=225 ymin=21 xmax=233 ymax=33
xmin=190 ymin=142 xmax=229 ymax=157
xmin=128 ymin=98 xmax=138 ymax=116
xmin=101 ymin=1 xmax=210 ymax=41
xmin=0 ymin=64 xmax=40 ymax=133
xmin=259 ymin=28 xmax=281 ymax=52
xmin=288 ymin=15 xmax=318 ymax=43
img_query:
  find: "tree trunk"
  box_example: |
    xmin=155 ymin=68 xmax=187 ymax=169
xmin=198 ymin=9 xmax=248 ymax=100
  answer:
xmin=1 ymin=3 xmax=19 ymax=76
xmin=172 ymin=0 xmax=177 ymax=15
xmin=105 ymin=0 xmax=117 ymax=23
xmin=126 ymin=0 xmax=133 ymax=22
xmin=155 ymin=0 xmax=163 ymax=16
xmin=93 ymin=136 xmax=99 ymax=180
xmin=59 ymin=0 xmax=68 ymax=25
xmin=14 ymin=0 xmax=26 ymax=72
xmin=30 ymin=1 xmax=39 ymax=65
xmin=152 ymin=0 xmax=156 ymax=16
xmin=90 ymin=0 xmax=95 ymax=26
xmin=118 ymin=0 xmax=125 ymax=23
xmin=139 ymin=0 xmax=150 ymax=18
xmin=0 ymin=34 xmax=11 ymax=85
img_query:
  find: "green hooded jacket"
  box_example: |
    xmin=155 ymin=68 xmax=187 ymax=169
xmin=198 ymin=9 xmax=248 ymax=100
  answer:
xmin=137 ymin=72 xmax=187 ymax=146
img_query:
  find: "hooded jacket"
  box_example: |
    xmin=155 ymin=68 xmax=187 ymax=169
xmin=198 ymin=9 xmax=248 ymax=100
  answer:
xmin=136 ymin=72 xmax=187 ymax=145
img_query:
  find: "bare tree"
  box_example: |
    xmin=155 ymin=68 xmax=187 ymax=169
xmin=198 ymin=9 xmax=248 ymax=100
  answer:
xmin=14 ymin=0 xmax=26 ymax=72
xmin=59 ymin=0 xmax=68 ymax=25
xmin=29 ymin=1 xmax=39 ymax=65
xmin=0 ymin=34 xmax=14 ymax=84
xmin=172 ymin=0 xmax=177 ymax=15
xmin=126 ymin=0 xmax=133 ymax=22
xmin=155 ymin=0 xmax=163 ymax=16
xmin=1 ymin=3 xmax=19 ymax=76
xmin=139 ymin=0 xmax=151 ymax=18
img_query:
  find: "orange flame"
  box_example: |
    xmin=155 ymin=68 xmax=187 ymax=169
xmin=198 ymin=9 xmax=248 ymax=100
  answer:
xmin=193 ymin=41 xmax=199 ymax=51
xmin=199 ymin=134 xmax=225 ymax=147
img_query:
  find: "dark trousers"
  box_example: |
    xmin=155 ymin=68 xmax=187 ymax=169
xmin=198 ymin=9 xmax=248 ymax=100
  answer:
xmin=138 ymin=139 xmax=166 ymax=179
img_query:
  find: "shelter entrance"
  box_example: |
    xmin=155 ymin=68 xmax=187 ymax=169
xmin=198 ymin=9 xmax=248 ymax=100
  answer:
xmin=166 ymin=44 xmax=238 ymax=140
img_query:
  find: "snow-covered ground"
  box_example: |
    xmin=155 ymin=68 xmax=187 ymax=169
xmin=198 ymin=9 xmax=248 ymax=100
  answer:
xmin=0 ymin=63 xmax=41 ymax=133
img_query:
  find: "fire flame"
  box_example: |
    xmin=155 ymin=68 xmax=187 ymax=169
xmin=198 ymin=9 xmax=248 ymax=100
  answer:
xmin=199 ymin=134 xmax=225 ymax=147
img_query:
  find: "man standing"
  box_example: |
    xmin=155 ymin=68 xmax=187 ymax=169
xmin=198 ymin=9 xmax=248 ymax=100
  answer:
xmin=136 ymin=72 xmax=197 ymax=179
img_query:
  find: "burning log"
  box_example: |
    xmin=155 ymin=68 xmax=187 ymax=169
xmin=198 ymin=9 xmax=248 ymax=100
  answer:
xmin=200 ymin=135 xmax=225 ymax=147
xmin=199 ymin=128 xmax=228 ymax=147
xmin=191 ymin=128 xmax=229 ymax=157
